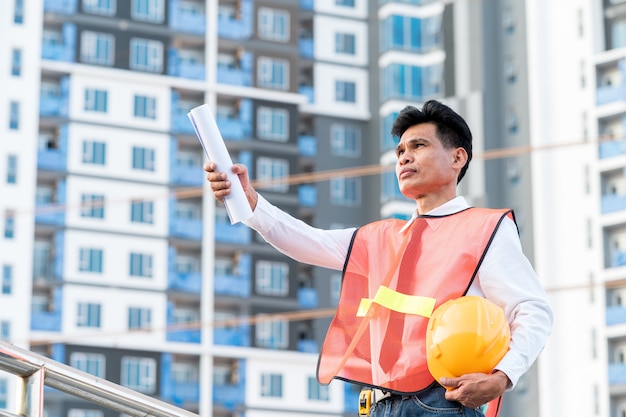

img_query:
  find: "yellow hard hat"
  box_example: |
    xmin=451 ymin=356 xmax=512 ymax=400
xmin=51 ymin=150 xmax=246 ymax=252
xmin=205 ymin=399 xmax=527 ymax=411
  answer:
xmin=426 ymin=296 xmax=511 ymax=384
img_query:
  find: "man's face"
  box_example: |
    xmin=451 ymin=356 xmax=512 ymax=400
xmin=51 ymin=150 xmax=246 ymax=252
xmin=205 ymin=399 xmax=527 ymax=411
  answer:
xmin=394 ymin=123 xmax=460 ymax=200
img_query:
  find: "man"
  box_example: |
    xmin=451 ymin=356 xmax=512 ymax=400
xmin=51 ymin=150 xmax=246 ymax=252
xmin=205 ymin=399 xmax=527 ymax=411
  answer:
xmin=205 ymin=100 xmax=552 ymax=416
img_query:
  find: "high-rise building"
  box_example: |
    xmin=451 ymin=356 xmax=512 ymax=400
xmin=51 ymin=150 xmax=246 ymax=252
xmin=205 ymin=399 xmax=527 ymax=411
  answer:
xmin=2 ymin=0 xmax=625 ymax=416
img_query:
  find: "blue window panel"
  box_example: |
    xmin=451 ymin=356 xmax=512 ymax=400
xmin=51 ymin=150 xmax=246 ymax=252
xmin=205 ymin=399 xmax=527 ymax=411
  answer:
xmin=132 ymin=146 xmax=155 ymax=171
xmin=131 ymin=0 xmax=165 ymax=23
xmin=82 ymin=141 xmax=106 ymax=165
xmin=335 ymin=81 xmax=356 ymax=103
xmin=6 ymin=155 xmax=17 ymax=184
xmin=9 ymin=101 xmax=19 ymax=130
xmin=128 ymin=307 xmax=152 ymax=329
xmin=129 ymin=252 xmax=153 ymax=277
xmin=130 ymin=38 xmax=163 ymax=73
xmin=84 ymin=89 xmax=108 ymax=112
xmin=77 ymin=302 xmax=101 ymax=327
xmin=79 ymin=248 xmax=103 ymax=273
xmin=130 ymin=200 xmax=154 ymax=224
xmin=4 ymin=214 xmax=15 ymax=239
xmin=2 ymin=265 xmax=12 ymax=295
xmin=14 ymin=0 xmax=24 ymax=23
xmin=134 ymin=95 xmax=157 ymax=119
xmin=11 ymin=49 xmax=21 ymax=76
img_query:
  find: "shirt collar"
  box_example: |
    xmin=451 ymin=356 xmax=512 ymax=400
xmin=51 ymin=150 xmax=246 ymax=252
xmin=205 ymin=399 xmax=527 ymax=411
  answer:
xmin=399 ymin=196 xmax=471 ymax=233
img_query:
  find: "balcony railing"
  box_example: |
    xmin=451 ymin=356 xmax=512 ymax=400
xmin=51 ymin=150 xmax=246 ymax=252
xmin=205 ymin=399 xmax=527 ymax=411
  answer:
xmin=0 ymin=340 xmax=198 ymax=417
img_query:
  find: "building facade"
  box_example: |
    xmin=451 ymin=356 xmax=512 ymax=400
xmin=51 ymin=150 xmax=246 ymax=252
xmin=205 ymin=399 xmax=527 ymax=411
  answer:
xmin=2 ymin=0 xmax=626 ymax=416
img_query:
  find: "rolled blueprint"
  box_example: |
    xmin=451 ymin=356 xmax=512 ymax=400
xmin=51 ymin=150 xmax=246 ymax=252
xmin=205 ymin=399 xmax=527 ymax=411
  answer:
xmin=188 ymin=104 xmax=253 ymax=224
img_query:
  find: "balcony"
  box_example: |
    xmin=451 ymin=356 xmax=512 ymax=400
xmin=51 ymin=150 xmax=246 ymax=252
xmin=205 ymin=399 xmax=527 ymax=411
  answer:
xmin=601 ymin=193 xmax=626 ymax=213
xmin=214 ymin=323 xmax=251 ymax=347
xmin=609 ymin=362 xmax=626 ymax=385
xmin=42 ymin=23 xmax=76 ymax=62
xmin=217 ymin=52 xmax=253 ymax=87
xmin=300 ymin=38 xmax=314 ymax=59
xmin=298 ymin=185 xmax=317 ymax=207
xmin=215 ymin=254 xmax=251 ymax=298
xmin=160 ymin=353 xmax=200 ymax=406
xmin=169 ymin=0 xmax=205 ymax=35
xmin=607 ymin=305 xmax=626 ymax=325
xmin=169 ymin=216 xmax=202 ymax=241
xmin=600 ymin=139 xmax=626 ymax=159
xmin=35 ymin=204 xmax=65 ymax=226
xmin=597 ymin=84 xmax=626 ymax=106
xmin=44 ymin=0 xmax=77 ymax=13
xmin=170 ymin=163 xmax=203 ymax=187
xmin=299 ymin=85 xmax=314 ymax=103
xmin=215 ymin=218 xmax=251 ymax=244
xmin=213 ymin=383 xmax=245 ymax=411
xmin=38 ymin=147 xmax=67 ymax=172
xmin=297 ymin=339 xmax=317 ymax=353
xmin=217 ymin=0 xmax=253 ymax=40
xmin=298 ymin=134 xmax=317 ymax=156
xmin=30 ymin=288 xmax=63 ymax=332
xmin=612 ymin=250 xmax=626 ymax=268
xmin=167 ymin=49 xmax=205 ymax=81
xmin=166 ymin=324 xmax=201 ymax=344
xmin=168 ymin=271 xmax=202 ymax=293
xmin=297 ymin=287 xmax=319 ymax=309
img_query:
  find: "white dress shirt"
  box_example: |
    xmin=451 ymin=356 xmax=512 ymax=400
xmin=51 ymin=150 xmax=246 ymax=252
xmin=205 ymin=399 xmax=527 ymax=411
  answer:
xmin=245 ymin=194 xmax=553 ymax=389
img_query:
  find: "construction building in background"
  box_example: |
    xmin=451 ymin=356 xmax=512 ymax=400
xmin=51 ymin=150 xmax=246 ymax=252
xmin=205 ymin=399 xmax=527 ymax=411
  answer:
xmin=0 ymin=0 xmax=625 ymax=416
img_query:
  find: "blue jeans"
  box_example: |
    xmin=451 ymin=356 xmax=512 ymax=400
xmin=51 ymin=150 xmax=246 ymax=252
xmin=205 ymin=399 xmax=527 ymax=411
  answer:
xmin=369 ymin=384 xmax=485 ymax=417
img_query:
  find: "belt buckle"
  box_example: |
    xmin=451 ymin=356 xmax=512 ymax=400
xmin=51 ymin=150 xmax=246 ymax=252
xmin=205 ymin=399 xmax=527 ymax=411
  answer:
xmin=373 ymin=389 xmax=392 ymax=403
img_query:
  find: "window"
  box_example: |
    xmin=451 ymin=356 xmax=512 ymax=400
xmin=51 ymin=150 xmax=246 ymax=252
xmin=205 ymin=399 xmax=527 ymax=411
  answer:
xmin=130 ymin=200 xmax=154 ymax=224
xmin=308 ymin=376 xmax=330 ymax=401
xmin=82 ymin=140 xmax=106 ymax=165
xmin=383 ymin=63 xmax=442 ymax=101
xmin=2 ymin=265 xmax=12 ymax=295
xmin=335 ymin=33 xmax=355 ymax=55
xmin=612 ymin=18 xmax=626 ymax=49
xmin=132 ymin=146 xmax=155 ymax=171
xmin=131 ymin=0 xmax=165 ymax=23
xmin=79 ymin=248 xmax=103 ymax=273
xmin=129 ymin=252 xmax=153 ymax=277
xmin=128 ymin=307 xmax=152 ymax=330
xmin=129 ymin=38 xmax=163 ymax=73
xmin=257 ymin=157 xmax=289 ymax=193
xmin=4 ymin=211 xmax=15 ymax=239
xmin=133 ymin=95 xmax=157 ymax=119
xmin=172 ymin=363 xmax=199 ymax=383
xmin=11 ymin=48 xmax=21 ymax=76
xmin=335 ymin=81 xmax=356 ymax=103
xmin=84 ymin=88 xmax=108 ymax=112
xmin=256 ymin=261 xmax=288 ymax=296
xmin=9 ymin=101 xmax=19 ymax=130
xmin=258 ymin=8 xmax=290 ymax=42
xmin=14 ymin=0 xmax=24 ymax=23
xmin=80 ymin=194 xmax=105 ymax=218
xmin=383 ymin=15 xmax=441 ymax=52
xmin=6 ymin=155 xmax=17 ymax=183
xmin=0 ymin=321 xmax=9 ymax=339
xmin=0 ymin=379 xmax=6 ymax=409
xmin=330 ymin=124 xmax=361 ymax=157
xmin=330 ymin=177 xmax=361 ymax=206
xmin=260 ymin=373 xmax=283 ymax=397
xmin=257 ymin=107 xmax=288 ymax=141
xmin=77 ymin=302 xmax=101 ymax=327
xmin=70 ymin=352 xmax=106 ymax=377
xmin=257 ymin=316 xmax=288 ymax=348
xmin=336 ymin=0 xmax=354 ymax=6
xmin=81 ymin=31 xmax=115 ymax=66
xmin=257 ymin=57 xmax=289 ymax=90
xmin=83 ymin=0 xmax=116 ymax=16
xmin=121 ymin=357 xmax=156 ymax=393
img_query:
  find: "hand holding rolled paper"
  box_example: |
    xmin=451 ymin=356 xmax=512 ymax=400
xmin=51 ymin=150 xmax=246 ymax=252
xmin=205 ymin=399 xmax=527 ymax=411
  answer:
xmin=188 ymin=104 xmax=253 ymax=224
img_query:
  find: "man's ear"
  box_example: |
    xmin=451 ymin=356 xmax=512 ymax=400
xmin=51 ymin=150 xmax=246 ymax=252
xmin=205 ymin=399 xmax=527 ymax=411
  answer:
xmin=452 ymin=148 xmax=468 ymax=167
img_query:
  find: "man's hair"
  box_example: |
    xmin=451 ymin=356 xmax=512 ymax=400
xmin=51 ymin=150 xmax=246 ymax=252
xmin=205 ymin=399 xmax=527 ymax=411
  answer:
xmin=391 ymin=100 xmax=473 ymax=184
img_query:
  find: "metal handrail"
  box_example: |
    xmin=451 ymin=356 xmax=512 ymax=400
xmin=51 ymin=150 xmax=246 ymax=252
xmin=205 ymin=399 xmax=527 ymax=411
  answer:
xmin=0 ymin=340 xmax=200 ymax=417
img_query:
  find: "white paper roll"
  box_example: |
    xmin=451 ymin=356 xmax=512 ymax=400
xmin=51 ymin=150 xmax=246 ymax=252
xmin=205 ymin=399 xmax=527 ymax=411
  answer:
xmin=188 ymin=104 xmax=253 ymax=224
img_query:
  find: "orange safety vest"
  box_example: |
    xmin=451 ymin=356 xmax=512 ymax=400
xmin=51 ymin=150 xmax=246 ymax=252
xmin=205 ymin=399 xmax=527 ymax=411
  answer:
xmin=317 ymin=207 xmax=514 ymax=394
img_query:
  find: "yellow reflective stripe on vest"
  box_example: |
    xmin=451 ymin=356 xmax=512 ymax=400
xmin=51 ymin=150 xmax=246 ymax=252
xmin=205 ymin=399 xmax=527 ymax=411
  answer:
xmin=356 ymin=286 xmax=436 ymax=318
